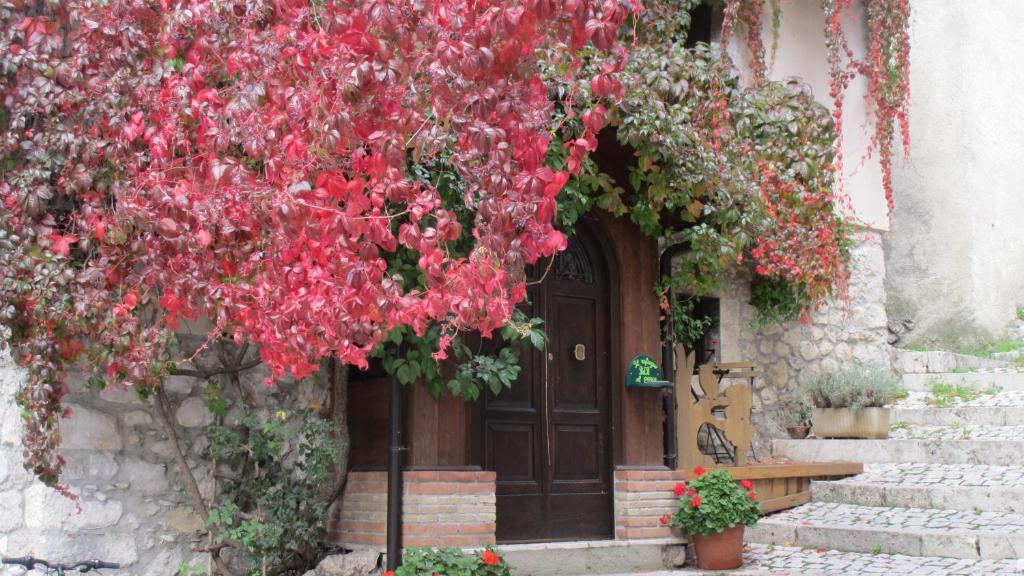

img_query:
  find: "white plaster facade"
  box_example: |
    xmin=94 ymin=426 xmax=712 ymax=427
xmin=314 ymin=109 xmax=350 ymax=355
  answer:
xmin=886 ymin=0 xmax=1024 ymax=348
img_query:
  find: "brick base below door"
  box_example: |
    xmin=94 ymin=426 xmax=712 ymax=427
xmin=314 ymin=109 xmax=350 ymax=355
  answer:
xmin=331 ymin=470 xmax=498 ymax=548
xmin=333 ymin=469 xmax=692 ymax=549
xmin=613 ymin=469 xmax=687 ymax=540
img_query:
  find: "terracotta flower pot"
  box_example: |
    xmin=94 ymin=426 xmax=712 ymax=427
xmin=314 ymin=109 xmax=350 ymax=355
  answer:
xmin=690 ymin=524 xmax=745 ymax=570
xmin=786 ymin=424 xmax=810 ymax=439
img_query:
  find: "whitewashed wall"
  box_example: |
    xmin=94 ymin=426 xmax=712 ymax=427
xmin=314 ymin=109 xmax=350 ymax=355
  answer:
xmin=885 ymin=0 xmax=1024 ymax=347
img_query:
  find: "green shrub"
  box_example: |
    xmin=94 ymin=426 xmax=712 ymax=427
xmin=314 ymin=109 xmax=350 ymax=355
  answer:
xmin=667 ymin=468 xmax=762 ymax=536
xmin=392 ymin=547 xmax=511 ymax=576
xmin=802 ymin=365 xmax=903 ymax=410
xmin=205 ymin=411 xmax=340 ymax=574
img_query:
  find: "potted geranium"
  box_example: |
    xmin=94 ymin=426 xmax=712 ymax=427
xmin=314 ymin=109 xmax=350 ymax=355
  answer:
xmin=661 ymin=467 xmax=762 ymax=570
xmin=802 ymin=365 xmax=904 ymax=439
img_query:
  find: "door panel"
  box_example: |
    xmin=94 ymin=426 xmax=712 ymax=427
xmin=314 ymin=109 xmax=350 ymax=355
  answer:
xmin=552 ymin=425 xmax=600 ymax=481
xmin=551 ymin=295 xmax=599 ymax=410
xmin=483 ymin=222 xmax=614 ymax=543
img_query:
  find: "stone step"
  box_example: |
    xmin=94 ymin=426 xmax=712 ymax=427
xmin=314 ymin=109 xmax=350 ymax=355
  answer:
xmin=773 ymin=437 xmax=1024 ymax=466
xmin=892 ymin=405 xmax=1024 ymax=426
xmin=891 ymin=389 xmax=1024 ymax=425
xmin=893 ymin=349 xmax=1013 ymax=375
xmin=812 ymin=463 xmax=1024 ymax=513
xmin=888 ymin=424 xmax=1024 ymax=441
xmin=748 ymin=502 xmax=1024 ymax=560
xmin=612 ymin=543 xmax=1024 ymax=575
xmin=901 ymin=371 xmax=1024 ymax=392
xmin=498 ymin=538 xmax=685 ymax=575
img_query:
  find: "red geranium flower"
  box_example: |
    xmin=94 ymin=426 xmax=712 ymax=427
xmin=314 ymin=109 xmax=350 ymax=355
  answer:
xmin=740 ymin=479 xmax=754 ymax=490
xmin=693 ymin=466 xmax=707 ymax=476
xmin=687 ymin=487 xmax=697 ymax=497
xmin=689 ymin=495 xmax=702 ymax=508
xmin=383 ymin=572 xmax=393 ymax=576
xmin=481 ymin=549 xmax=501 ymax=566
xmin=747 ymin=491 xmax=758 ymax=501
xmin=660 ymin=513 xmax=672 ymax=526
xmin=673 ymin=483 xmax=686 ymax=496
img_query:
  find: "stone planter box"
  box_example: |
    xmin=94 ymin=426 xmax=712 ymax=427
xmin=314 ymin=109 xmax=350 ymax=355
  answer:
xmin=811 ymin=407 xmax=890 ymax=439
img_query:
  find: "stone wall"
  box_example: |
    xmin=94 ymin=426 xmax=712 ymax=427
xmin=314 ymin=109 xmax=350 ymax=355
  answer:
xmin=0 ymin=348 xmax=329 ymax=576
xmin=718 ymin=231 xmax=891 ymax=454
xmin=330 ymin=470 xmax=497 ymax=549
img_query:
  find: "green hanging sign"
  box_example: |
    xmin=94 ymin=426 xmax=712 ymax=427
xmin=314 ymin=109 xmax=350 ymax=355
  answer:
xmin=626 ymin=355 xmax=672 ymax=389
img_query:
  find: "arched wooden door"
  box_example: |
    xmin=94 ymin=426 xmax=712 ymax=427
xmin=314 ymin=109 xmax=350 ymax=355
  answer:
xmin=482 ymin=220 xmax=615 ymax=543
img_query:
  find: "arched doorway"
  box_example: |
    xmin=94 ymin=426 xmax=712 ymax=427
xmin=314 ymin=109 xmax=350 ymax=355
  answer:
xmin=481 ymin=218 xmax=618 ymax=543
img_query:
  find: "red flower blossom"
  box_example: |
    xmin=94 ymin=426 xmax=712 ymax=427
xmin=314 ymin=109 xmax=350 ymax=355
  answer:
xmin=673 ymin=483 xmax=686 ymax=496
xmin=481 ymin=549 xmax=501 ymax=566
xmin=687 ymin=487 xmax=697 ymax=497
xmin=660 ymin=513 xmax=672 ymax=526
xmin=740 ymin=479 xmax=754 ymax=490
xmin=693 ymin=466 xmax=707 ymax=476
xmin=689 ymin=495 xmax=702 ymax=508
xmin=383 ymin=572 xmax=393 ymax=576
xmin=747 ymin=491 xmax=758 ymax=501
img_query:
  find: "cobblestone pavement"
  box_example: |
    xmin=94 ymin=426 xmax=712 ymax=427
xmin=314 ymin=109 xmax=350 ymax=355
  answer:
xmin=764 ymin=501 xmax=1024 ymax=533
xmin=894 ymin=389 xmax=1024 ymax=408
xmin=888 ymin=424 xmax=1024 ymax=440
xmin=607 ymin=544 xmax=1024 ymax=575
xmin=836 ymin=463 xmax=1024 ymax=487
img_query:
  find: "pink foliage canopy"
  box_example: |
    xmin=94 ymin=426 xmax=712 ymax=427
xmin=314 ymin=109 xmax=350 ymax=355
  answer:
xmin=0 ymin=0 xmax=629 ymax=484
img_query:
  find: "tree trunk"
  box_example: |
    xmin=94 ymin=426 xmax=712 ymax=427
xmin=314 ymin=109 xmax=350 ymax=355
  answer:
xmin=326 ymin=359 xmax=351 ymax=513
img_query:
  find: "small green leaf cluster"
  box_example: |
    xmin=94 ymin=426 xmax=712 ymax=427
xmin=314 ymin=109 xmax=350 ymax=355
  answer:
xmin=395 ymin=547 xmax=511 ymax=576
xmin=379 ymin=309 xmax=547 ymax=401
xmin=206 ymin=410 xmax=339 ymax=573
xmin=668 ymin=295 xmax=713 ymax=352
xmin=669 ymin=469 xmax=762 ymax=536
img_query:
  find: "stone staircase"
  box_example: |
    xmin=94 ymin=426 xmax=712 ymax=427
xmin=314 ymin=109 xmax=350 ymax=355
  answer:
xmin=743 ymin=365 xmax=1024 ymax=574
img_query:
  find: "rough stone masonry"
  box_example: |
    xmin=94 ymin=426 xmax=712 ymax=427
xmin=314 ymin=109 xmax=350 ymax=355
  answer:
xmin=0 ymin=347 xmax=330 ymax=576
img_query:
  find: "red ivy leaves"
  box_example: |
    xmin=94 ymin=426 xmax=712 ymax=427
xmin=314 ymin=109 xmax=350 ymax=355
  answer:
xmin=0 ymin=1 xmax=629 ymax=486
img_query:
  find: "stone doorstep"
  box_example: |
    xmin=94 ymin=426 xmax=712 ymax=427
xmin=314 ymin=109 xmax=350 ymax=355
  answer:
xmin=495 ymin=538 xmax=687 ymax=576
xmin=812 ymin=479 xmax=1024 ymax=514
xmin=901 ymin=372 xmax=1024 ymax=392
xmin=748 ymin=514 xmax=1024 ymax=560
xmin=891 ymin=406 xmax=1024 ymax=426
xmin=351 ymin=538 xmax=689 ymax=575
xmin=773 ymin=438 xmax=1024 ymax=466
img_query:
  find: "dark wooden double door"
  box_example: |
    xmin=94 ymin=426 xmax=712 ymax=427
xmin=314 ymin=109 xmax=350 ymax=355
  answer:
xmin=482 ymin=223 xmax=615 ymax=543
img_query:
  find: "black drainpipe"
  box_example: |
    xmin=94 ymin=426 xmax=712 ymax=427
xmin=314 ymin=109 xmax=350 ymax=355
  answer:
xmin=660 ymin=242 xmax=690 ymax=470
xmin=386 ymin=372 xmax=404 ymax=571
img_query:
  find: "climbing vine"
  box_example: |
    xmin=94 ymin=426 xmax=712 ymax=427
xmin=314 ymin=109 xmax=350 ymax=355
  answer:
xmin=734 ymin=0 xmax=912 ymax=211
xmin=552 ymin=2 xmax=857 ymax=328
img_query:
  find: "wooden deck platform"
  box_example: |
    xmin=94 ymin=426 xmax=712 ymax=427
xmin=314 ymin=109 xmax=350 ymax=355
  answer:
xmin=682 ymin=462 xmax=864 ymax=514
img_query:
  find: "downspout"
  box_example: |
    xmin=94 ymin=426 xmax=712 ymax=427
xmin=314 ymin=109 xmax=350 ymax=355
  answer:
xmin=386 ymin=372 xmax=405 ymax=571
xmin=660 ymin=242 xmax=690 ymax=470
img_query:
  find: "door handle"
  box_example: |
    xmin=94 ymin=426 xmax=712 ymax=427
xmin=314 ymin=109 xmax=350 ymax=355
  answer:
xmin=573 ymin=344 xmax=586 ymax=361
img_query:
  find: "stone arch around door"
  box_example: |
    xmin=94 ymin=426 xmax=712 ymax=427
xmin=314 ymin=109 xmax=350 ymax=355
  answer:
xmin=481 ymin=216 xmax=622 ymax=543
